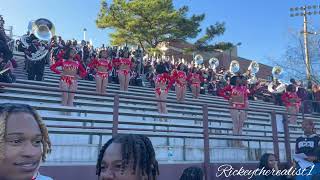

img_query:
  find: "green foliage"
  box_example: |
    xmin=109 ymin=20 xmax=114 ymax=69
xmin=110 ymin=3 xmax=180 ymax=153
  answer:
xmin=96 ymin=0 xmax=224 ymax=52
xmin=195 ymin=22 xmax=226 ymax=47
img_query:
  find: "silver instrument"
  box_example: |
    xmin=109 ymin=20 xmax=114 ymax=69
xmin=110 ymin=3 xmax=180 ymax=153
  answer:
xmin=209 ymin=57 xmax=219 ymax=70
xmin=20 ymin=18 xmax=55 ymax=61
xmin=247 ymin=61 xmax=259 ymax=84
xmin=229 ymin=60 xmax=240 ymax=74
xmin=268 ymin=66 xmax=286 ymax=93
xmin=194 ymin=54 xmax=204 ymax=66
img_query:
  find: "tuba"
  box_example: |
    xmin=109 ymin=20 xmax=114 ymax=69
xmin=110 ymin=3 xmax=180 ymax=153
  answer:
xmin=209 ymin=57 xmax=219 ymax=70
xmin=21 ymin=18 xmax=55 ymax=61
xmin=229 ymin=60 xmax=240 ymax=74
xmin=268 ymin=66 xmax=286 ymax=93
xmin=194 ymin=54 xmax=204 ymax=67
xmin=247 ymin=61 xmax=259 ymax=84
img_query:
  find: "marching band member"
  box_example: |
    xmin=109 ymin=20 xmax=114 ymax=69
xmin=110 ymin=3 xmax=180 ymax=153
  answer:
xmin=172 ymin=63 xmax=187 ymax=102
xmin=281 ymin=84 xmax=301 ymax=124
xmin=88 ymin=50 xmax=112 ymax=94
xmin=25 ymin=34 xmax=47 ymax=81
xmin=50 ymin=47 xmax=87 ymax=106
xmin=220 ymin=74 xmax=250 ymax=147
xmin=187 ymin=68 xmax=204 ymax=99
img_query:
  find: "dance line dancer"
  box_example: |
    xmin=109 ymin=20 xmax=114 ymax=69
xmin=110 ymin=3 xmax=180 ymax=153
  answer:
xmin=188 ymin=68 xmax=204 ymax=99
xmin=172 ymin=63 xmax=187 ymax=102
xmin=88 ymin=50 xmax=112 ymax=94
xmin=50 ymin=47 xmax=87 ymax=106
xmin=220 ymin=74 xmax=250 ymax=147
xmin=155 ymin=72 xmax=174 ymax=114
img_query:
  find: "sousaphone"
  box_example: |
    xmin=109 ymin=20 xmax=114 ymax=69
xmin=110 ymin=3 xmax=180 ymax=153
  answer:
xmin=21 ymin=18 xmax=55 ymax=61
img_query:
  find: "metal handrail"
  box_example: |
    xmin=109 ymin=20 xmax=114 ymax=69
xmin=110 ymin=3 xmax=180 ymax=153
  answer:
xmin=0 ymin=82 xmax=293 ymax=180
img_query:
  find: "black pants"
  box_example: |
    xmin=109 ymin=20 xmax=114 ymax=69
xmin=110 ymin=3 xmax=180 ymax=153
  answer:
xmin=27 ymin=59 xmax=45 ymax=81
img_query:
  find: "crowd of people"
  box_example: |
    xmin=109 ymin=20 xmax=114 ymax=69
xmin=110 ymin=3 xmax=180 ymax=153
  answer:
xmin=1 ymin=15 xmax=320 ymax=146
xmin=1 ymin=11 xmax=320 ymax=180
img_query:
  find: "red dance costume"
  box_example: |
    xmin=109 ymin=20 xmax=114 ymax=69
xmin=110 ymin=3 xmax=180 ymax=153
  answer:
xmin=116 ymin=58 xmax=132 ymax=76
xmin=155 ymin=73 xmax=174 ymax=96
xmin=187 ymin=73 xmax=204 ymax=88
xmin=221 ymin=85 xmax=249 ymax=109
xmin=281 ymin=92 xmax=301 ymax=109
xmin=172 ymin=70 xmax=187 ymax=88
xmin=88 ymin=58 xmax=112 ymax=80
xmin=50 ymin=60 xmax=87 ymax=86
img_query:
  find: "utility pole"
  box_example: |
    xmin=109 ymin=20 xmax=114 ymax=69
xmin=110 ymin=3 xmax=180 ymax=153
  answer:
xmin=83 ymin=28 xmax=87 ymax=41
xmin=290 ymin=5 xmax=319 ymax=83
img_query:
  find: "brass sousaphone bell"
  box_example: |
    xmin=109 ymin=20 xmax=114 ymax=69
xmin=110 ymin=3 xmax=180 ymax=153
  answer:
xmin=268 ymin=66 xmax=286 ymax=93
xmin=31 ymin=18 xmax=55 ymax=41
xmin=21 ymin=18 xmax=55 ymax=61
xmin=247 ymin=61 xmax=260 ymax=84
xmin=229 ymin=60 xmax=240 ymax=74
xmin=209 ymin=57 xmax=219 ymax=70
xmin=194 ymin=54 xmax=204 ymax=67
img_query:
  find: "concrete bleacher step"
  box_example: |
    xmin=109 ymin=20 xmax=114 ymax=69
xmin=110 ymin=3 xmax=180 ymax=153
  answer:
xmin=3 ymin=55 xmax=316 ymax=164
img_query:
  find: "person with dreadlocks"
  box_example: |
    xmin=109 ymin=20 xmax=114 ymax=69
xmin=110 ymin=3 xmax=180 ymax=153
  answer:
xmin=0 ymin=103 xmax=51 ymax=180
xmin=96 ymin=134 xmax=159 ymax=180
xmin=179 ymin=166 xmax=204 ymax=180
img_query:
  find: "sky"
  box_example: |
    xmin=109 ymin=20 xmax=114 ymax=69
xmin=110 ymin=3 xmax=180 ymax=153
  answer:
xmin=1 ymin=0 xmax=320 ymax=66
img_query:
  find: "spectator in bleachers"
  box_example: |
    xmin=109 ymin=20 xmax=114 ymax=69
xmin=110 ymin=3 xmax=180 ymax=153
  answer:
xmin=296 ymin=81 xmax=310 ymax=113
xmin=294 ymin=119 xmax=320 ymax=180
xmin=254 ymin=153 xmax=286 ymax=180
xmin=179 ymin=166 xmax=203 ymax=180
xmin=96 ymin=134 xmax=159 ymax=180
xmin=0 ymin=15 xmax=9 ymax=44
xmin=281 ymin=84 xmax=301 ymax=124
xmin=0 ymin=103 xmax=51 ymax=180
xmin=312 ymin=84 xmax=320 ymax=113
